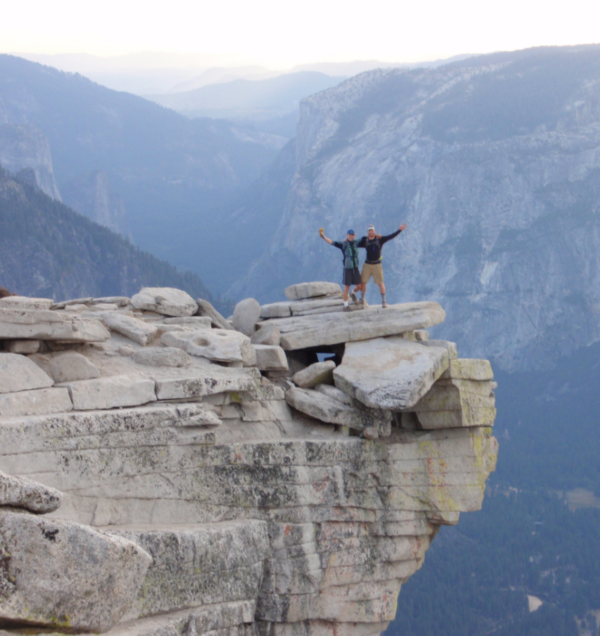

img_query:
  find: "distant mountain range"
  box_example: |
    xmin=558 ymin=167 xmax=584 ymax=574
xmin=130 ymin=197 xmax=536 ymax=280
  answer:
xmin=0 ymin=54 xmax=286 ymax=272
xmin=145 ymin=71 xmax=346 ymax=121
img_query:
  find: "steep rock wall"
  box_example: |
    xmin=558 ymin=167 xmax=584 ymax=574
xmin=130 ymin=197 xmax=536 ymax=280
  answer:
xmin=232 ymin=45 xmax=600 ymax=372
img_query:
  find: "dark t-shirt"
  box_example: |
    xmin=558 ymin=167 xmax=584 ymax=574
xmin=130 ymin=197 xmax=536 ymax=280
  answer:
xmin=357 ymin=229 xmax=402 ymax=263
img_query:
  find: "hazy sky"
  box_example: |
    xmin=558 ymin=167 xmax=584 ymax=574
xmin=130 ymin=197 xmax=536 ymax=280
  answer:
xmin=3 ymin=0 xmax=600 ymax=67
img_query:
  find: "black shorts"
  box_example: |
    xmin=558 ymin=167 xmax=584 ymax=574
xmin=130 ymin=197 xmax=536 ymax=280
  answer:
xmin=343 ymin=267 xmax=362 ymax=286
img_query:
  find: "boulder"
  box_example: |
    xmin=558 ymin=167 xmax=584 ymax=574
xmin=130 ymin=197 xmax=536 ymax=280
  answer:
xmin=315 ymin=383 xmax=354 ymax=406
xmin=0 ymin=308 xmax=110 ymax=342
xmin=103 ymin=312 xmax=160 ymax=346
xmin=4 ymin=340 xmax=41 ymax=354
xmin=131 ymin=287 xmax=198 ymax=317
xmin=133 ymin=347 xmax=191 ymax=367
xmin=63 ymin=375 xmax=157 ymax=410
xmin=269 ymin=302 xmax=446 ymax=350
xmin=253 ymin=345 xmax=289 ymax=371
xmin=232 ymin=298 xmax=261 ymax=336
xmin=441 ymin=358 xmax=494 ymax=381
xmin=251 ymin=322 xmax=281 ymax=346
xmin=0 ymin=470 xmax=62 ymax=513
xmin=162 ymin=329 xmax=256 ymax=366
xmin=334 ymin=337 xmax=449 ymax=410
xmin=196 ymin=298 xmax=234 ymax=330
xmin=0 ymin=297 xmax=54 ymax=311
xmin=0 ymin=388 xmax=73 ymax=417
xmin=30 ymin=351 xmax=100 ymax=383
xmin=285 ymin=282 xmax=342 ymax=300
xmin=0 ymin=508 xmax=151 ymax=633
xmin=292 ymin=360 xmax=335 ymax=388
xmin=0 ymin=353 xmax=54 ymax=393
xmin=286 ymin=387 xmax=392 ymax=435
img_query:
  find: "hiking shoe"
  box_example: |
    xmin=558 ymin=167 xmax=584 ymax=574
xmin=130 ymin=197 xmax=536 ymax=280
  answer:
xmin=382 ymin=301 xmax=387 ymax=309
xmin=349 ymin=291 xmax=358 ymax=302
xmin=343 ymin=305 xmax=352 ymax=312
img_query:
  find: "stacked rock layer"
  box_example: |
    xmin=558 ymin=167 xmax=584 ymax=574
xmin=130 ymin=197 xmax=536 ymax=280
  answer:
xmin=0 ymin=283 xmax=498 ymax=636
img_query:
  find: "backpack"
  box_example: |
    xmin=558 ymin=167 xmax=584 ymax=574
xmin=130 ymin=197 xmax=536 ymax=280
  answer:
xmin=342 ymin=240 xmax=359 ymax=269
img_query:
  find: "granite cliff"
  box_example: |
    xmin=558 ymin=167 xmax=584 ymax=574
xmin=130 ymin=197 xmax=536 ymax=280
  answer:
xmin=230 ymin=45 xmax=600 ymax=372
xmin=0 ymin=283 xmax=497 ymax=636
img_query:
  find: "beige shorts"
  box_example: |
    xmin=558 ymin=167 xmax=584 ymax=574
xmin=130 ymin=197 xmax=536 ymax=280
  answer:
xmin=361 ymin=262 xmax=384 ymax=284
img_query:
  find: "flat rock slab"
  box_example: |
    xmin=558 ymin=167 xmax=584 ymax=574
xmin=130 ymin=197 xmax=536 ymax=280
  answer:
xmin=232 ymin=298 xmax=261 ymax=337
xmin=162 ymin=329 xmax=256 ymax=366
xmin=133 ymin=347 xmax=191 ymax=367
xmin=131 ymin=287 xmax=198 ymax=317
xmin=103 ymin=313 xmax=160 ymax=346
xmin=253 ymin=345 xmax=289 ymax=371
xmin=334 ymin=337 xmax=449 ymax=410
xmin=0 ymin=297 xmax=54 ymax=311
xmin=285 ymin=282 xmax=342 ymax=300
xmin=441 ymin=358 xmax=494 ymax=381
xmin=0 ymin=387 xmax=73 ymax=418
xmin=0 ymin=470 xmax=62 ymax=513
xmin=292 ymin=360 xmax=335 ymax=388
xmin=113 ymin=520 xmax=269 ymax=620
xmin=286 ymin=387 xmax=392 ymax=435
xmin=162 ymin=316 xmax=212 ymax=327
xmin=0 ymin=308 xmax=110 ymax=342
xmin=30 ymin=351 xmax=100 ymax=383
xmin=196 ymin=299 xmax=233 ymax=330
xmin=154 ymin=368 xmax=259 ymax=400
xmin=0 ymin=353 xmax=54 ymax=393
xmin=63 ymin=375 xmax=157 ymax=411
xmin=0 ymin=508 xmax=151 ymax=632
xmin=268 ymin=302 xmax=445 ymax=350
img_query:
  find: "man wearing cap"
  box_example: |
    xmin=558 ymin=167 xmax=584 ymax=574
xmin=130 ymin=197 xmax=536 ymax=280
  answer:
xmin=319 ymin=227 xmax=362 ymax=310
xmin=355 ymin=223 xmax=407 ymax=308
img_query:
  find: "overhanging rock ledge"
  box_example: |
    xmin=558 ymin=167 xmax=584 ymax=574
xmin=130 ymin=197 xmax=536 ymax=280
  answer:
xmin=0 ymin=284 xmax=498 ymax=636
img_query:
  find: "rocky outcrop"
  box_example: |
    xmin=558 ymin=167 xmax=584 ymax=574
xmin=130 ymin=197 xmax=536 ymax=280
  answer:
xmin=0 ymin=284 xmax=498 ymax=636
xmin=0 ymin=124 xmax=61 ymax=200
xmin=61 ymin=170 xmax=132 ymax=238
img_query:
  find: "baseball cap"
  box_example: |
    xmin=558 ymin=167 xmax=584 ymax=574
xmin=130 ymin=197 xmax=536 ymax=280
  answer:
xmin=347 ymin=229 xmax=355 ymax=235
xmin=367 ymin=225 xmax=375 ymax=231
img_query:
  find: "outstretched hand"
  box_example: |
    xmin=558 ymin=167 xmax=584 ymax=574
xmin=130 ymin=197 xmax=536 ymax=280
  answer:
xmin=319 ymin=227 xmax=325 ymax=238
xmin=399 ymin=224 xmax=407 ymax=231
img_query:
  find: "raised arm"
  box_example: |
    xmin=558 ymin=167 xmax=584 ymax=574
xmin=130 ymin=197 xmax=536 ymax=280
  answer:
xmin=319 ymin=227 xmax=334 ymax=245
xmin=380 ymin=224 xmax=407 ymax=245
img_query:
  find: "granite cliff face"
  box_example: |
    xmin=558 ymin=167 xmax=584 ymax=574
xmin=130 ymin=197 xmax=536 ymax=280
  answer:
xmin=233 ymin=45 xmax=600 ymax=372
xmin=62 ymin=170 xmax=132 ymax=238
xmin=0 ymin=123 xmax=61 ymax=200
xmin=0 ymin=284 xmax=497 ymax=636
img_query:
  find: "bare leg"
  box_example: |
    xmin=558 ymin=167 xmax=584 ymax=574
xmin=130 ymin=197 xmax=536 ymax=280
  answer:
xmin=343 ymin=286 xmax=350 ymax=301
xmin=378 ymin=283 xmax=387 ymax=307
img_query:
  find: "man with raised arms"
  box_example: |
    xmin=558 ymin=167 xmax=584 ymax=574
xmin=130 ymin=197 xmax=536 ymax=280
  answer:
xmin=355 ymin=223 xmax=407 ymax=308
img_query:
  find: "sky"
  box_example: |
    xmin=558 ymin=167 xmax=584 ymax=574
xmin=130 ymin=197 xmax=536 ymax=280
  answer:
xmin=3 ymin=0 xmax=600 ymax=68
